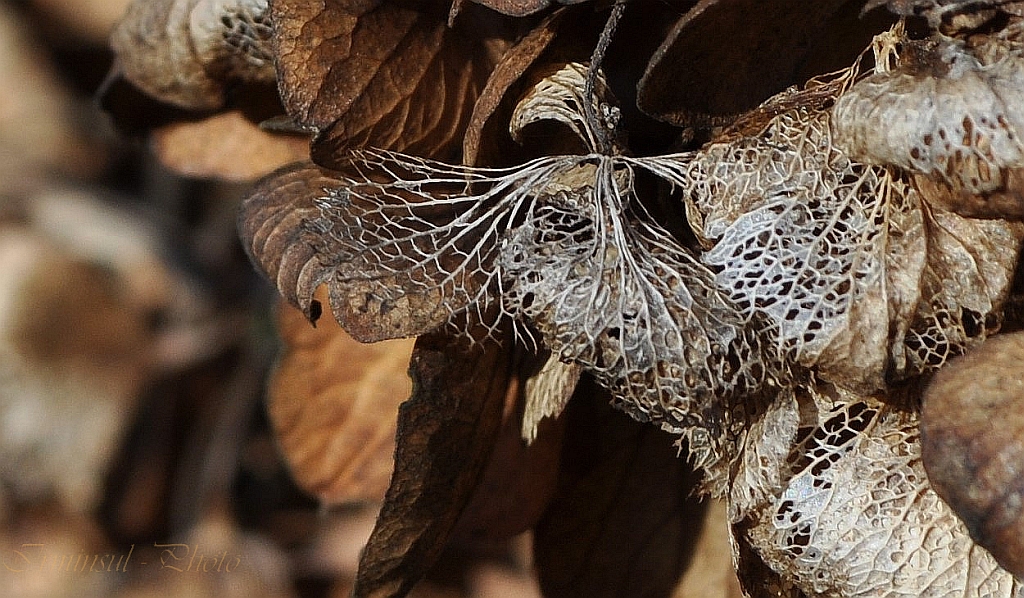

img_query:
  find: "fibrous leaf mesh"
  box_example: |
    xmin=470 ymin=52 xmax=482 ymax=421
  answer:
xmin=743 ymin=383 xmax=1024 ymax=597
xmin=307 ymin=149 xmax=783 ymax=438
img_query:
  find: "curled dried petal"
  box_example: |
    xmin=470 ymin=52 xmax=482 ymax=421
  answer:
xmin=832 ymin=28 xmax=1024 ymax=216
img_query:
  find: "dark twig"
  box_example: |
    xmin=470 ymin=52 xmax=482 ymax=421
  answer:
xmin=585 ymin=0 xmax=627 ymax=154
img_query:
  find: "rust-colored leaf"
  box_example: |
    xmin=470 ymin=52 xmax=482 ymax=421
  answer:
xmin=271 ymin=0 xmax=507 ymax=162
xmin=269 ymin=291 xmax=414 ymax=505
xmin=921 ymin=331 xmax=1024 ymax=579
xmin=109 ymin=0 xmax=276 ymax=110
xmin=637 ymin=0 xmax=892 ymax=128
xmin=354 ymin=325 xmax=514 ymax=597
xmin=533 ymin=378 xmax=707 ymax=598
xmin=151 ymin=111 xmax=310 ymax=181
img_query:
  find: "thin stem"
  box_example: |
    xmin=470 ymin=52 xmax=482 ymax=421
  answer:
xmin=585 ymin=0 xmax=627 ymax=155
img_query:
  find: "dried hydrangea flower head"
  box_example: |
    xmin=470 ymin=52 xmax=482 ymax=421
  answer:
xmin=240 ymin=9 xmax=1024 ymax=598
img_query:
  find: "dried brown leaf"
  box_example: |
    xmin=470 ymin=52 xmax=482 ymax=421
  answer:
xmin=533 ymin=379 xmax=707 ymax=598
xmin=110 ymin=0 xmax=276 ymax=110
xmin=269 ymin=291 xmax=414 ymax=505
xmin=452 ymin=352 xmax=565 ymax=542
xmin=463 ymin=10 xmax=563 ymax=165
xmin=922 ymin=331 xmax=1024 ymax=578
xmin=637 ymin=0 xmax=892 ymax=128
xmin=152 ymin=111 xmax=310 ymax=181
xmin=354 ymin=325 xmax=514 ymax=598
xmin=271 ymin=0 xmax=506 ymax=161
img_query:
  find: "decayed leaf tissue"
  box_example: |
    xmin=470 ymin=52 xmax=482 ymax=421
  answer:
xmin=98 ymin=0 xmax=1024 ymax=596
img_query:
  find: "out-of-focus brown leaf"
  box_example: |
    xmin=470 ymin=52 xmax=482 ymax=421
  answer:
xmin=0 ymin=4 xmax=100 ymax=187
xmin=0 ymin=223 xmax=152 ymax=512
xmin=533 ymin=378 xmax=707 ymax=598
xmin=354 ymin=326 xmax=514 ymax=598
xmin=32 ymin=0 xmax=132 ymax=43
xmin=115 ymin=511 xmax=295 ymax=598
xmin=0 ymin=508 xmax=114 ymax=597
xmin=152 ymin=111 xmax=311 ymax=181
xmin=921 ymin=331 xmax=1024 ymax=578
xmin=637 ymin=0 xmax=893 ymax=128
xmin=463 ymin=9 xmax=563 ymax=165
xmin=109 ymin=0 xmax=276 ymax=110
xmin=271 ymin=0 xmax=508 ymax=162
xmin=269 ymin=289 xmax=414 ymax=505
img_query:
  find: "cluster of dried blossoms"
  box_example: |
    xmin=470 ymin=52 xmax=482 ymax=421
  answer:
xmin=112 ymin=0 xmax=1024 ymax=595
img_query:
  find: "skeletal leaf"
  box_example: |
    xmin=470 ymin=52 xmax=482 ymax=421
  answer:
xmin=497 ymin=157 xmax=780 ymax=437
xmin=241 ymin=148 xmax=784 ymax=450
xmin=110 ymin=0 xmax=275 ymax=110
xmin=922 ymin=331 xmax=1024 ymax=579
xmin=739 ymin=382 xmax=1024 ymax=597
xmin=654 ymin=53 xmax=1024 ymax=392
xmin=241 ymin=155 xmax=561 ymax=341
